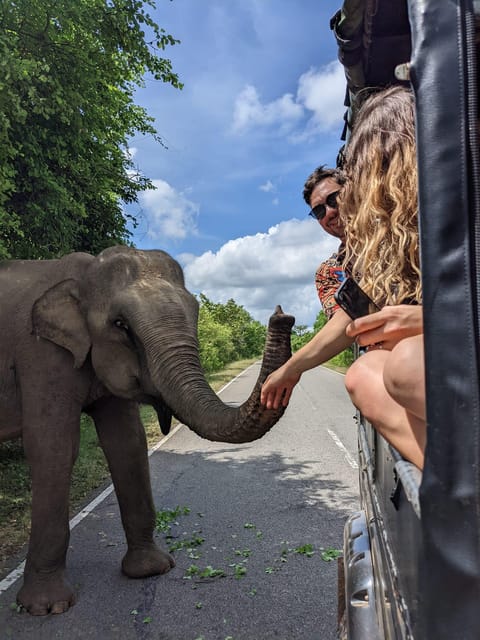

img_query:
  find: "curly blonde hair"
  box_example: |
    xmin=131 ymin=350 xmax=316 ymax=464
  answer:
xmin=339 ymin=86 xmax=421 ymax=306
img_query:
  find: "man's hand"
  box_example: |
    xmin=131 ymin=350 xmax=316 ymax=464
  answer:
xmin=345 ymin=305 xmax=423 ymax=350
xmin=260 ymin=363 xmax=301 ymax=410
xmin=261 ymin=307 xmax=354 ymax=409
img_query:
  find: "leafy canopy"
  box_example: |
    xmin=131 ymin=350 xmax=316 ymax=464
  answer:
xmin=291 ymin=309 xmax=354 ymax=368
xmin=197 ymin=295 xmax=267 ymax=373
xmin=0 ymin=0 xmax=182 ymax=259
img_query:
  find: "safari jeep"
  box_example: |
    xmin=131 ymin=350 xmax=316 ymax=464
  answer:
xmin=331 ymin=1 xmax=480 ymax=639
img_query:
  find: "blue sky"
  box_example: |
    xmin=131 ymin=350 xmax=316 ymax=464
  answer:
xmin=128 ymin=0 xmax=346 ymax=326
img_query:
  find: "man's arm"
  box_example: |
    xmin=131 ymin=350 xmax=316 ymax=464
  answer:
xmin=260 ymin=308 xmax=353 ymax=409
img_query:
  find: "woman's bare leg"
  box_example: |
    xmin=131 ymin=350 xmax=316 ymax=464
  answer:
xmin=383 ymin=335 xmax=425 ymax=419
xmin=345 ymin=349 xmax=426 ymax=469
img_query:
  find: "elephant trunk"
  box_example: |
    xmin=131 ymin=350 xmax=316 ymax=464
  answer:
xmin=142 ymin=306 xmax=294 ymax=443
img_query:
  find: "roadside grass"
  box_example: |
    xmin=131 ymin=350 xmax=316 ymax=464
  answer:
xmin=322 ymin=350 xmax=352 ymax=375
xmin=0 ymin=358 xmax=259 ymax=564
xmin=322 ymin=362 xmax=348 ymax=375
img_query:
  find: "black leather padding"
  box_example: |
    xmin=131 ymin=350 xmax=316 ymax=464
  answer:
xmin=409 ymin=0 xmax=480 ymax=637
xmin=331 ymin=0 xmax=411 ymax=137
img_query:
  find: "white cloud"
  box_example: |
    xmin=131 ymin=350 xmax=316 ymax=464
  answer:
xmin=230 ymin=60 xmax=345 ymax=139
xmin=180 ymin=218 xmax=339 ymax=326
xmin=259 ymin=180 xmax=275 ymax=192
xmin=232 ymin=85 xmax=304 ymax=134
xmin=296 ymin=61 xmax=346 ymax=132
xmin=140 ymin=180 xmax=200 ymax=240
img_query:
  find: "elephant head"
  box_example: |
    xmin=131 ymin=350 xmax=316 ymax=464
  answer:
xmin=32 ymin=246 xmax=294 ymax=443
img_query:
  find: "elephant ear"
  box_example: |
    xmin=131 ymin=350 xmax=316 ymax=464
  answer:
xmin=32 ymin=279 xmax=91 ymax=369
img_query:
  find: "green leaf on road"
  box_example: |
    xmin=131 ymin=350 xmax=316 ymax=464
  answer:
xmin=294 ymin=544 xmax=315 ymax=557
xmin=321 ymin=548 xmax=342 ymax=562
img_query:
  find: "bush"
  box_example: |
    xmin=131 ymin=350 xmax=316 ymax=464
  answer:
xmin=197 ymin=312 xmax=236 ymax=373
xmin=291 ymin=310 xmax=354 ymax=370
xmin=197 ymin=295 xmax=266 ymax=374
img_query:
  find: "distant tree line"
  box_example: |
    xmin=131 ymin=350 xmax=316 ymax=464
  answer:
xmin=0 ymin=0 xmax=182 ymax=260
xmin=197 ymin=294 xmax=267 ymax=373
xmin=291 ymin=310 xmax=354 ymax=369
xmin=198 ymin=298 xmax=354 ymax=375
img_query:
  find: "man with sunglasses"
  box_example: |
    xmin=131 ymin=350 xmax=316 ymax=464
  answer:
xmin=303 ymin=165 xmax=347 ymax=319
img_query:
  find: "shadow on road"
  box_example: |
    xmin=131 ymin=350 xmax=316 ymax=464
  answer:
xmin=0 ymin=439 xmax=357 ymax=640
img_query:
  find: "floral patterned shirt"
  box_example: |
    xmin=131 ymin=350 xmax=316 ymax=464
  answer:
xmin=315 ymin=244 xmax=346 ymax=320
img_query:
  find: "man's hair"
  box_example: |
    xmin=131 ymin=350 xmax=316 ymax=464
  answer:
xmin=303 ymin=165 xmax=346 ymax=206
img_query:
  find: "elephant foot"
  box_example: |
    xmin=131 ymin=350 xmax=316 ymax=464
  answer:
xmin=122 ymin=543 xmax=175 ymax=578
xmin=17 ymin=571 xmax=75 ymax=616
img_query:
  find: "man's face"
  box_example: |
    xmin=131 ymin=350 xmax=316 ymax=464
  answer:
xmin=309 ymin=177 xmax=344 ymax=240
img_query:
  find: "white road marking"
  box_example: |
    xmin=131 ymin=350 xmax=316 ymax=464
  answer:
xmin=300 ymin=367 xmax=357 ymax=470
xmin=327 ymin=428 xmax=358 ymax=469
xmin=0 ymin=561 xmax=25 ymax=594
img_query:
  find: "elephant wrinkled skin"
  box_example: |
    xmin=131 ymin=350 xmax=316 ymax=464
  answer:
xmin=0 ymin=246 xmax=294 ymax=615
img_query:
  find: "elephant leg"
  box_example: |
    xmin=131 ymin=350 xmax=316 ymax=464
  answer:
xmin=87 ymin=397 xmax=174 ymax=578
xmin=18 ymin=392 xmax=81 ymax=615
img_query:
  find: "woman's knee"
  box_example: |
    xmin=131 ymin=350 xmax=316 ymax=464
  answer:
xmin=345 ymin=352 xmax=388 ymax=417
xmin=383 ymin=336 xmax=424 ymax=407
xmin=344 ymin=358 xmax=364 ymax=398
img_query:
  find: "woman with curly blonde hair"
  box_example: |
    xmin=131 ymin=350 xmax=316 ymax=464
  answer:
xmin=340 ymin=86 xmax=421 ymax=307
xmin=261 ymin=85 xmax=426 ymax=469
xmin=341 ymin=86 xmax=425 ymax=469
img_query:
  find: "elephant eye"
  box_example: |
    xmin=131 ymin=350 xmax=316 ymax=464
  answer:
xmin=114 ymin=318 xmax=129 ymax=331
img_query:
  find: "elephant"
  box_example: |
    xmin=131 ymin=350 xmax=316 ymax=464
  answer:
xmin=0 ymin=245 xmax=294 ymax=616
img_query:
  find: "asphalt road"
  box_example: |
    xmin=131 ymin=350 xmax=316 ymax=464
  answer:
xmin=0 ymin=363 xmax=359 ymax=640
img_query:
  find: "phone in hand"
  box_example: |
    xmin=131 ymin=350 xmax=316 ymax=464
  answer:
xmin=334 ymin=277 xmax=380 ymax=320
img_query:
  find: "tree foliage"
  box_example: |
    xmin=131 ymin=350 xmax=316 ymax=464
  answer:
xmin=291 ymin=309 xmax=354 ymax=369
xmin=197 ymin=295 xmax=267 ymax=373
xmin=313 ymin=310 xmax=328 ymax=333
xmin=290 ymin=323 xmax=311 ymax=352
xmin=0 ymin=0 xmax=182 ymax=259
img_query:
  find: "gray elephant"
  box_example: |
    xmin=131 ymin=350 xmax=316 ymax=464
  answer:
xmin=0 ymin=245 xmax=294 ymax=615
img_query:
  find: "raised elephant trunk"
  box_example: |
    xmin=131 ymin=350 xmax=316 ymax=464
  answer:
xmin=143 ymin=306 xmax=294 ymax=443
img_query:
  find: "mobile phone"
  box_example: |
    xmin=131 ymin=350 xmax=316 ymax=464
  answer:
xmin=334 ymin=277 xmax=380 ymax=320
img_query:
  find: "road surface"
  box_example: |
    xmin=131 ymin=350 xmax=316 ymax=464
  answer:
xmin=0 ymin=363 xmax=359 ymax=640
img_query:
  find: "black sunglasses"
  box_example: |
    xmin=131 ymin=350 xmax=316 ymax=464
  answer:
xmin=308 ymin=190 xmax=340 ymax=221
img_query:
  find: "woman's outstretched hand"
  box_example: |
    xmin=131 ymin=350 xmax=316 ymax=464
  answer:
xmin=260 ymin=362 xmax=301 ymax=410
xmin=345 ymin=304 xmax=423 ymax=350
